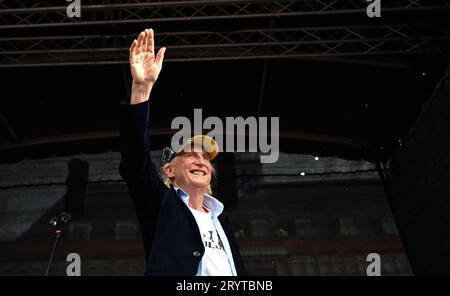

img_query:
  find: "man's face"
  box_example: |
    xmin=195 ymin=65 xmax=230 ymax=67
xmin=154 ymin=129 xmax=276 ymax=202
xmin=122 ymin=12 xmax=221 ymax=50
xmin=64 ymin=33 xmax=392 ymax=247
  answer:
xmin=170 ymin=145 xmax=212 ymax=191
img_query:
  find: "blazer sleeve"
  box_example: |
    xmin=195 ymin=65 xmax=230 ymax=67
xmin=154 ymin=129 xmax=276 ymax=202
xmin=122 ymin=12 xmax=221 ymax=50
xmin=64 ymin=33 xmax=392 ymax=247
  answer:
xmin=119 ymin=100 xmax=167 ymax=224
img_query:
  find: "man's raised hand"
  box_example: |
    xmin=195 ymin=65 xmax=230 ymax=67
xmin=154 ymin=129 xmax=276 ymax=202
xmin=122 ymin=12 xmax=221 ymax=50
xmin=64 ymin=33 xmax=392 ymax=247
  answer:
xmin=130 ymin=28 xmax=166 ymax=84
xmin=129 ymin=29 xmax=166 ymax=103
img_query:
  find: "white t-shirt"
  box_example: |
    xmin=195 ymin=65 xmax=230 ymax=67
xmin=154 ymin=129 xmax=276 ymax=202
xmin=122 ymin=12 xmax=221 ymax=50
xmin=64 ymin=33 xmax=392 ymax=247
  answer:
xmin=189 ymin=207 xmax=233 ymax=276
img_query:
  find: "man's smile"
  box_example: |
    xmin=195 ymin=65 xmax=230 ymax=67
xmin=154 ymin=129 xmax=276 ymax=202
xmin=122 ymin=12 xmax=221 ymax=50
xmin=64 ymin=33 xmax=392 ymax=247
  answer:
xmin=190 ymin=169 xmax=207 ymax=176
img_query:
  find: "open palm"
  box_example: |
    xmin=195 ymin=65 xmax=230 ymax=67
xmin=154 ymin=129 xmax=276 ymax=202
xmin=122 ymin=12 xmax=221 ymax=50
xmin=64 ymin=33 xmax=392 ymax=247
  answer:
xmin=130 ymin=29 xmax=166 ymax=84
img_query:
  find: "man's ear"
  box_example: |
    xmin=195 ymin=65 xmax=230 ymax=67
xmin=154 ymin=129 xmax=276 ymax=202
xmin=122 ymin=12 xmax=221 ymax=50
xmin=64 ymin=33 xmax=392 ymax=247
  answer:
xmin=163 ymin=164 xmax=175 ymax=178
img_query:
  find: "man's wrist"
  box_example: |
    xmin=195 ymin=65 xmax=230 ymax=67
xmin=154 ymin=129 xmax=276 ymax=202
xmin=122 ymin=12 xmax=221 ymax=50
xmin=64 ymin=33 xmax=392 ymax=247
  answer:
xmin=130 ymin=81 xmax=154 ymax=104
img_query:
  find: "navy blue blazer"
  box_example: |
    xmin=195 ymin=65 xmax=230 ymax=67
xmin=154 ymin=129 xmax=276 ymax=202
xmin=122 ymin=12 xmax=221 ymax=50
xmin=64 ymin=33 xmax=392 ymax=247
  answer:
xmin=119 ymin=100 xmax=246 ymax=276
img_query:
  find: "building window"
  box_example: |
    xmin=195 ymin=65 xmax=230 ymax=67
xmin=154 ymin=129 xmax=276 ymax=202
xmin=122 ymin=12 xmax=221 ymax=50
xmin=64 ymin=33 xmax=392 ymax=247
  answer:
xmin=290 ymin=259 xmax=307 ymax=276
xmin=380 ymin=217 xmax=399 ymax=235
xmin=304 ymin=256 xmax=320 ymax=275
xmin=276 ymin=228 xmax=289 ymax=237
xmin=251 ymin=219 xmax=269 ymax=237
xmin=68 ymin=222 xmax=92 ymax=240
xmin=234 ymin=229 xmax=246 ymax=238
xmin=115 ymin=222 xmax=137 ymax=240
xmin=338 ymin=217 xmax=357 ymax=235
xmin=294 ymin=218 xmax=312 ymax=236
xmin=318 ymin=256 xmax=334 ymax=275
xmin=343 ymin=258 xmax=360 ymax=275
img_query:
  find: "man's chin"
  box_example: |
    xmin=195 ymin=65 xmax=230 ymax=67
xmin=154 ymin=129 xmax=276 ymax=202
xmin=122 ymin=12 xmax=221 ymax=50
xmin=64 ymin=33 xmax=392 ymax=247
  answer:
xmin=195 ymin=183 xmax=210 ymax=190
xmin=189 ymin=180 xmax=210 ymax=190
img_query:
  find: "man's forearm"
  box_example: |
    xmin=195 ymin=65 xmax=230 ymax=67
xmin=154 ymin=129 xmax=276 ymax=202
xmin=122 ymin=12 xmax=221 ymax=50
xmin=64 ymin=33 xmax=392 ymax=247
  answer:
xmin=130 ymin=81 xmax=154 ymax=104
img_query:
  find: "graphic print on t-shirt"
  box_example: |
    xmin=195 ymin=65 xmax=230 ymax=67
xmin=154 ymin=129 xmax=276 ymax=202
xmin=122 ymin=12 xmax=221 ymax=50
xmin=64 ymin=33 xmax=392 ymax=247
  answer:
xmin=203 ymin=230 xmax=225 ymax=250
xmin=188 ymin=206 xmax=233 ymax=275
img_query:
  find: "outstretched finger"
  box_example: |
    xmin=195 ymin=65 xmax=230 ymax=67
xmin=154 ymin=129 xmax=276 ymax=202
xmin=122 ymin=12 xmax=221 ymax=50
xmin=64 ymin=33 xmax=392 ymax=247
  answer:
xmin=136 ymin=31 xmax=145 ymax=55
xmin=148 ymin=28 xmax=154 ymax=55
xmin=129 ymin=39 xmax=138 ymax=63
xmin=142 ymin=29 xmax=149 ymax=54
xmin=155 ymin=47 xmax=166 ymax=66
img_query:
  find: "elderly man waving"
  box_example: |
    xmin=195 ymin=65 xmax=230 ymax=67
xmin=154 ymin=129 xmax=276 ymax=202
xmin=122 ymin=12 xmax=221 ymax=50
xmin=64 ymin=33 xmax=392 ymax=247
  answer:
xmin=119 ymin=28 xmax=246 ymax=276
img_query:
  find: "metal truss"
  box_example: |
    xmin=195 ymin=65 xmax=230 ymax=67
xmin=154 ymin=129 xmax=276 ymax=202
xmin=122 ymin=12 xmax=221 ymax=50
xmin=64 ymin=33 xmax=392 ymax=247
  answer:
xmin=1 ymin=24 xmax=448 ymax=67
xmin=0 ymin=0 xmax=449 ymax=29
xmin=0 ymin=1 xmax=449 ymax=67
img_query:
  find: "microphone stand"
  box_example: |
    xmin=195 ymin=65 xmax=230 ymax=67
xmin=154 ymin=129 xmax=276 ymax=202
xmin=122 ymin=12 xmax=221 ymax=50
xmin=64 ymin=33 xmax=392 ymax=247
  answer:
xmin=45 ymin=212 xmax=71 ymax=276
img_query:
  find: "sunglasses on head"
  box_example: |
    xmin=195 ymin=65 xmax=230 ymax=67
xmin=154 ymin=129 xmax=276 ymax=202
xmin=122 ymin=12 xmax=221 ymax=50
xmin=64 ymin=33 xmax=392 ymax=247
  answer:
xmin=160 ymin=147 xmax=177 ymax=166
